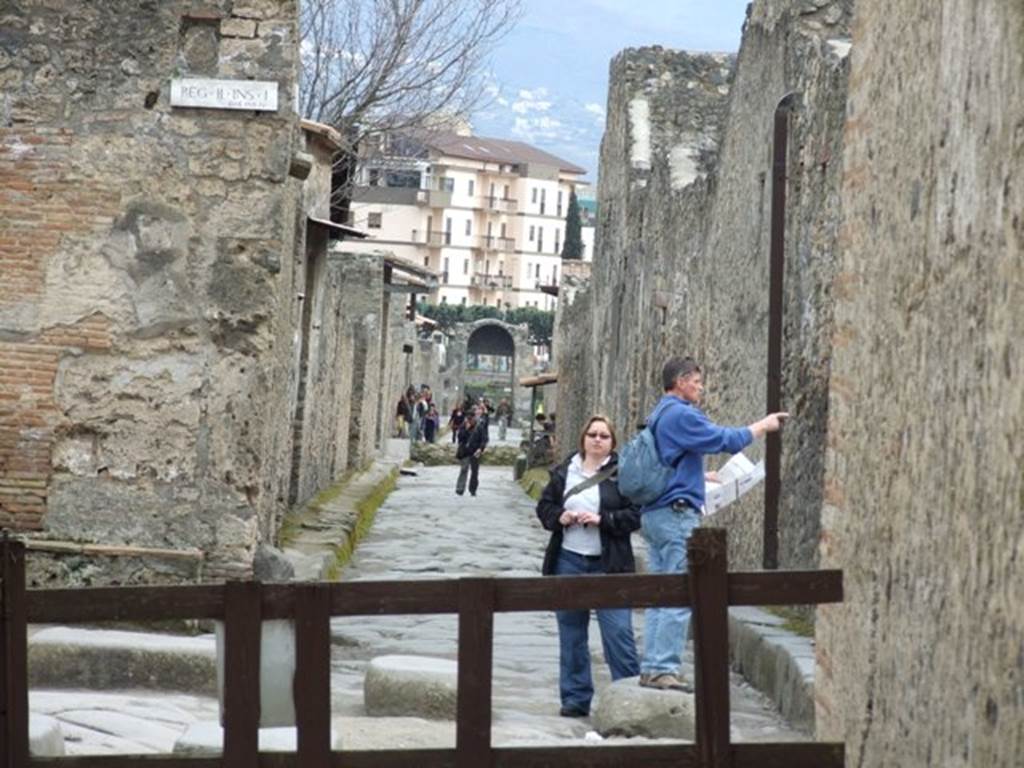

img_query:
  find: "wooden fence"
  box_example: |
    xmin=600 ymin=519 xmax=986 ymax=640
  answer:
xmin=1 ymin=529 xmax=843 ymax=767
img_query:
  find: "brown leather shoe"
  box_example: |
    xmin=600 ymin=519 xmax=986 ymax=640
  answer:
xmin=639 ymin=672 xmax=693 ymax=693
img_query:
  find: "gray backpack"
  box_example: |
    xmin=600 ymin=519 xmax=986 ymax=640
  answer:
xmin=617 ymin=401 xmax=680 ymax=506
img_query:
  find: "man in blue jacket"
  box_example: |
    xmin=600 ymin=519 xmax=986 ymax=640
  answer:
xmin=639 ymin=357 xmax=788 ymax=691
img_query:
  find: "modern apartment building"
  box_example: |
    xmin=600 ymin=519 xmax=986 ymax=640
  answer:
xmin=347 ymin=131 xmax=588 ymax=310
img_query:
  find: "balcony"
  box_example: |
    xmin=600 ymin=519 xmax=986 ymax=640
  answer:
xmin=471 ymin=273 xmax=513 ymax=289
xmin=411 ymin=229 xmax=451 ymax=247
xmin=416 ymin=189 xmax=453 ymax=208
xmin=479 ymin=235 xmax=516 ymax=252
xmin=484 ymin=196 xmax=518 ymax=214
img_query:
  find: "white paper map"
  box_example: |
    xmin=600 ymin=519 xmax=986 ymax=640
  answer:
xmin=704 ymin=452 xmax=765 ymax=514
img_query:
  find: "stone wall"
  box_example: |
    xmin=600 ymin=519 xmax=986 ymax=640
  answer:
xmin=555 ymin=0 xmax=852 ymax=571
xmin=0 ymin=0 xmax=408 ymax=583
xmin=338 ymin=251 xmax=385 ymax=470
xmin=815 ymin=1 xmax=1024 ymax=764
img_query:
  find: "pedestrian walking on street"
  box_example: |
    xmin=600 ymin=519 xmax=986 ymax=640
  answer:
xmin=448 ymin=404 xmax=466 ymax=444
xmin=496 ymin=398 xmax=512 ymax=440
xmin=535 ymin=415 xmax=641 ymax=718
xmin=637 ymin=357 xmax=788 ymax=692
xmin=455 ymin=409 xmax=486 ymax=496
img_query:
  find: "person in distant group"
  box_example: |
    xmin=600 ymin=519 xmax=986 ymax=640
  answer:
xmin=455 ymin=408 xmax=487 ymax=496
xmin=448 ymin=403 xmax=466 ymax=443
xmin=496 ymin=398 xmax=512 ymax=440
xmin=423 ymin=404 xmax=440 ymax=443
xmin=535 ymin=414 xmax=641 ymax=718
xmin=395 ymin=394 xmax=410 ymax=438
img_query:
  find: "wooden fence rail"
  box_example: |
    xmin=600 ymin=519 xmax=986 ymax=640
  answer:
xmin=1 ymin=529 xmax=843 ymax=767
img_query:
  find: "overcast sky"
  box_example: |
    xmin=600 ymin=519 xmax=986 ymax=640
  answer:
xmin=471 ymin=0 xmax=750 ymax=180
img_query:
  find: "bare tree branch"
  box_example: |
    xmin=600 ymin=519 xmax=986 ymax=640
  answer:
xmin=299 ymin=0 xmax=522 ymax=151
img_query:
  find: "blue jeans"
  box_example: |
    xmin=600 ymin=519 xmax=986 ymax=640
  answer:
xmin=640 ymin=505 xmax=701 ymax=675
xmin=554 ymin=549 xmax=640 ymax=712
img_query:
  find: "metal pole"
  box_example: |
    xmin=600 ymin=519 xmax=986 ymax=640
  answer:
xmin=764 ymin=92 xmax=797 ymax=571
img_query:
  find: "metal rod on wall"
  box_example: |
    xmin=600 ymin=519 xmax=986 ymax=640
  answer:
xmin=764 ymin=92 xmax=797 ymax=571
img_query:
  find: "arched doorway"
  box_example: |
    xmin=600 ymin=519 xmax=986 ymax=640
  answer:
xmin=465 ymin=322 xmax=516 ymax=406
xmin=443 ymin=319 xmax=534 ymax=424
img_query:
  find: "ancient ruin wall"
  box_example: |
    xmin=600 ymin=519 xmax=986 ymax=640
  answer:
xmin=0 ymin=0 xmax=305 ymax=581
xmin=815 ymin=1 xmax=1024 ymax=764
xmin=557 ymin=0 xmax=851 ymax=571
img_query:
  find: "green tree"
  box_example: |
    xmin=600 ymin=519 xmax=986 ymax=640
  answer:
xmin=505 ymin=306 xmax=554 ymax=347
xmin=560 ymin=188 xmax=583 ymax=260
xmin=416 ymin=302 xmax=554 ymax=347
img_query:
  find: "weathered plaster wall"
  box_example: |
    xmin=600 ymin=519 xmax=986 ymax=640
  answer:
xmin=337 ymin=250 xmax=385 ymax=470
xmin=815 ymin=1 xmax=1024 ymax=764
xmin=556 ymin=0 xmax=851 ymax=571
xmin=0 ymin=0 xmax=316 ymax=581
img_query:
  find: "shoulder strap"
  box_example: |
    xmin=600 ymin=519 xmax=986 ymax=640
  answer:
xmin=648 ymin=399 xmax=685 ymax=466
xmin=563 ymin=465 xmax=617 ymax=502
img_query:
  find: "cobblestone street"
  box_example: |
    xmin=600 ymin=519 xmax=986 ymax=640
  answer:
xmin=327 ymin=462 xmax=808 ymax=745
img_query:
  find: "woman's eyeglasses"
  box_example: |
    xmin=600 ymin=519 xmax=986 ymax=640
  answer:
xmin=585 ymin=431 xmax=612 ymax=440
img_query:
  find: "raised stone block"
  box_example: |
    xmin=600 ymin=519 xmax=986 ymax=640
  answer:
xmin=29 ymin=627 xmax=216 ymax=693
xmin=363 ymin=655 xmax=458 ymax=720
xmin=215 ymin=619 xmax=296 ymax=727
xmin=591 ymin=677 xmax=695 ymax=740
xmin=29 ymin=714 xmax=65 ymax=756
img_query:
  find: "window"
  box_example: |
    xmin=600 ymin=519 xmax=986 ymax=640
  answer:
xmin=423 ymin=256 xmax=429 ymax=267
xmin=535 ymin=263 xmax=541 ymax=278
xmin=468 ymin=179 xmax=475 ymax=196
xmin=463 ymin=259 xmax=469 ymax=275
xmin=367 ymin=212 xmax=382 ymax=229
xmin=503 ymin=184 xmax=510 ymax=199
xmin=465 ymin=219 xmax=472 ymax=236
xmin=441 ymin=177 xmax=455 ymax=192
xmin=557 ymin=190 xmax=563 ymax=217
xmin=553 ymin=265 xmax=559 ymax=283
xmin=554 ymin=229 xmax=561 ymax=254
xmin=368 ymin=168 xmax=381 ymax=186
xmin=529 ymin=225 xmax=535 ymax=241
xmin=537 ymin=226 xmax=544 ymax=253
xmin=498 ymin=260 xmax=504 ymax=275
xmin=485 ymin=259 xmax=490 ymax=274
xmin=461 ymin=296 xmax=467 ymax=305
xmin=443 ymin=257 xmax=450 ymax=284
xmin=540 ymin=188 xmax=546 ymax=215
xmin=441 ymin=295 xmax=448 ymax=304
xmin=483 ymin=297 xmax=488 ymax=306
xmin=500 ymin=222 xmax=507 ymax=238
xmin=531 ymin=188 xmax=538 ymax=204
xmin=489 ymin=182 xmax=496 ymax=197
xmin=444 ymin=217 xmax=452 ymax=245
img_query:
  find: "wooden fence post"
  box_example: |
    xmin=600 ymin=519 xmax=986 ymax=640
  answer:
xmin=223 ymin=580 xmax=262 ymax=767
xmin=456 ymin=577 xmax=494 ymax=768
xmin=295 ymin=583 xmax=332 ymax=767
xmin=689 ymin=528 xmax=731 ymax=768
xmin=0 ymin=536 xmax=28 ymax=768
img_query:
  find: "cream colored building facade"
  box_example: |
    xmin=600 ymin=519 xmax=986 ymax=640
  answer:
xmin=348 ymin=132 xmax=588 ymax=310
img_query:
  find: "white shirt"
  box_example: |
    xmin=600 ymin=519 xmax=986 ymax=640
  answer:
xmin=560 ymin=452 xmax=608 ymax=557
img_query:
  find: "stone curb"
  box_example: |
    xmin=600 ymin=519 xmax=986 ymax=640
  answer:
xmin=728 ymin=606 xmax=815 ymax=734
xmin=282 ymin=459 xmax=402 ymax=581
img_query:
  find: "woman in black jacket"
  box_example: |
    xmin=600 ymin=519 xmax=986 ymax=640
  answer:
xmin=535 ymin=415 xmax=641 ymax=718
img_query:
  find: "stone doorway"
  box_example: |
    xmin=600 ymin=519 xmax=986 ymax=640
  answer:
xmin=444 ymin=319 xmax=533 ymax=423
